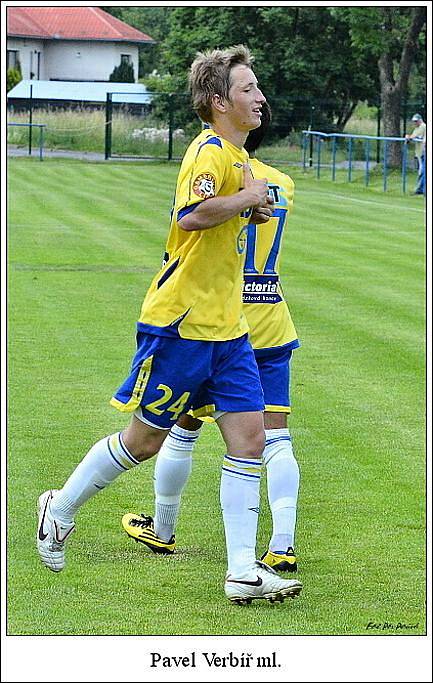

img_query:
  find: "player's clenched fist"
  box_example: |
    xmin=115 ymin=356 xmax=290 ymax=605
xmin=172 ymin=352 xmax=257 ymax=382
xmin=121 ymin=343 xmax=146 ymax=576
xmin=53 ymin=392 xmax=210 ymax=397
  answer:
xmin=242 ymin=163 xmax=269 ymax=207
xmin=251 ymin=194 xmax=274 ymax=224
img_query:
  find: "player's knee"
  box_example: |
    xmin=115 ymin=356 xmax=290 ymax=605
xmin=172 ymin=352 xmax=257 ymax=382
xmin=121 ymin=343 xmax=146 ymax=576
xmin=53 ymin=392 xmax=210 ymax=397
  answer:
xmin=122 ymin=424 xmax=166 ymax=462
xmin=130 ymin=440 xmax=159 ymax=462
xmin=244 ymin=429 xmax=266 ymax=459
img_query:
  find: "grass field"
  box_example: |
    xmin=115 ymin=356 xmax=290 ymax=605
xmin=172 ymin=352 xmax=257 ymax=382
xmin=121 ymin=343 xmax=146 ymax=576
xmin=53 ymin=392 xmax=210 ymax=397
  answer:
xmin=7 ymin=157 xmax=426 ymax=636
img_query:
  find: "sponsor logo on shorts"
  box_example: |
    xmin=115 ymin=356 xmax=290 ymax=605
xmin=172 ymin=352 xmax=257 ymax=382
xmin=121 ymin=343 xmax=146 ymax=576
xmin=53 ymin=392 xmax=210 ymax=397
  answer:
xmin=243 ymin=274 xmax=282 ymax=304
xmin=193 ymin=173 xmax=216 ymax=198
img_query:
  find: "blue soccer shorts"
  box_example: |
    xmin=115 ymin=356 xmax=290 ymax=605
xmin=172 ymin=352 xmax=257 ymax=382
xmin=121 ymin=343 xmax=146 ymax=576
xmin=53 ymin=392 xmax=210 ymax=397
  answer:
xmin=193 ymin=343 xmax=296 ymax=418
xmin=110 ymin=330 xmax=264 ymax=429
xmin=254 ymin=344 xmax=295 ymax=414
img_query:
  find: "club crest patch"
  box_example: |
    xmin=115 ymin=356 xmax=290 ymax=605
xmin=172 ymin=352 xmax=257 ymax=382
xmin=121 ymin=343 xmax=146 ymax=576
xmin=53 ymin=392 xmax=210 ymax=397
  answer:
xmin=193 ymin=173 xmax=216 ymax=199
xmin=237 ymin=225 xmax=248 ymax=254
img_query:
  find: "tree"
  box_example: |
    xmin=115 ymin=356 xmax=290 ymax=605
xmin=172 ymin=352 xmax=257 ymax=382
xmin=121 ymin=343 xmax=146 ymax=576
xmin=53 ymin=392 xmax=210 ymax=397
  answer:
xmin=158 ymin=6 xmax=379 ymax=134
xmin=109 ymin=60 xmax=135 ymax=83
xmin=333 ymin=6 xmax=426 ymax=164
xmin=101 ymin=5 xmax=425 ymax=151
xmin=7 ymin=58 xmax=22 ymax=92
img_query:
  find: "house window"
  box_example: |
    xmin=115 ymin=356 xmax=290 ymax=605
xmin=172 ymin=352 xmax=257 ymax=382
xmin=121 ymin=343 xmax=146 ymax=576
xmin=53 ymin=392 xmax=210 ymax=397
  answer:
xmin=121 ymin=54 xmax=132 ymax=64
xmin=7 ymin=50 xmax=20 ymax=70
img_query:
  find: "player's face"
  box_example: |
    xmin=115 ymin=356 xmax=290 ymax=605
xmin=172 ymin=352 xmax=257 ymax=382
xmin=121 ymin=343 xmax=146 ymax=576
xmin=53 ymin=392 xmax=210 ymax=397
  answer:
xmin=225 ymin=64 xmax=266 ymax=132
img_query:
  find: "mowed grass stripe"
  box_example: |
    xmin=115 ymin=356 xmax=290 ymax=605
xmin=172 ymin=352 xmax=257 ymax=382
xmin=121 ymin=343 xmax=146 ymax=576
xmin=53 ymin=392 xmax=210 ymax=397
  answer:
xmin=7 ymin=159 xmax=426 ymax=635
xmin=9 ymin=161 xmax=173 ymax=268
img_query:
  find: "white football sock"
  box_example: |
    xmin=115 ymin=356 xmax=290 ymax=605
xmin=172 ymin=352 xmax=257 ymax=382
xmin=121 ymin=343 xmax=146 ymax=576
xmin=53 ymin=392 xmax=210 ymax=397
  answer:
xmin=220 ymin=454 xmax=262 ymax=576
xmin=263 ymin=428 xmax=300 ymax=551
xmin=154 ymin=424 xmax=200 ymax=541
xmin=51 ymin=432 xmax=139 ymax=523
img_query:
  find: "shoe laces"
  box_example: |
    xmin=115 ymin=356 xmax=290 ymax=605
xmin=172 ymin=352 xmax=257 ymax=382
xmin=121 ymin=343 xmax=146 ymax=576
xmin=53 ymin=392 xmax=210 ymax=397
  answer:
xmin=130 ymin=515 xmax=153 ymax=529
xmin=255 ymin=560 xmax=279 ymax=576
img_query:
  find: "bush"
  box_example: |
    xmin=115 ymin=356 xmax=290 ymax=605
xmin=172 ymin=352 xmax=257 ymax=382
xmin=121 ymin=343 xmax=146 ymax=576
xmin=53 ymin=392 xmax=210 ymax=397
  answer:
xmin=7 ymin=66 xmax=22 ymax=92
xmin=109 ymin=61 xmax=135 ymax=83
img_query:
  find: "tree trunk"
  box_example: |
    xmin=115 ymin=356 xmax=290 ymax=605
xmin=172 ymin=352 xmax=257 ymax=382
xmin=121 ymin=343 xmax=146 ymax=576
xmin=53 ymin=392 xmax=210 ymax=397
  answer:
xmin=378 ymin=7 xmax=426 ymax=167
xmin=379 ymin=60 xmax=402 ymax=167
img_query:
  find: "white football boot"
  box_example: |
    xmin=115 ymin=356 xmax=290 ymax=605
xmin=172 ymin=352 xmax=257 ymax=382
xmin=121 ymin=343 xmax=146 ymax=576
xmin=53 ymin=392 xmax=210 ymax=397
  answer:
xmin=37 ymin=490 xmax=75 ymax=572
xmin=224 ymin=560 xmax=303 ymax=605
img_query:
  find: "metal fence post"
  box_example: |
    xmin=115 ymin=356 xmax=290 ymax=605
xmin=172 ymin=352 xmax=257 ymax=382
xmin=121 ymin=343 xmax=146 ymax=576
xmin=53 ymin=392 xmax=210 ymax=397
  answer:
xmin=383 ymin=140 xmax=388 ymax=191
xmin=168 ymin=93 xmax=174 ymax=161
xmin=348 ymin=137 xmax=353 ymax=182
xmin=331 ymin=136 xmax=337 ymax=181
xmin=309 ymin=104 xmax=315 ymax=167
xmin=376 ymin=104 xmax=381 ymax=163
xmin=39 ymin=125 xmax=44 ymax=161
xmin=402 ymin=140 xmax=408 ymax=193
xmin=365 ymin=139 xmax=370 ymax=187
xmin=105 ymin=93 xmax=112 ymax=160
xmin=28 ymin=84 xmax=33 ymax=156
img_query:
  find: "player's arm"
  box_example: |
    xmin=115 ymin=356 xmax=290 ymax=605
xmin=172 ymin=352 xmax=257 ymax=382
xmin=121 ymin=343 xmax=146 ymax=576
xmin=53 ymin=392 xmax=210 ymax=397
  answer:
xmin=179 ymin=164 xmax=269 ymax=232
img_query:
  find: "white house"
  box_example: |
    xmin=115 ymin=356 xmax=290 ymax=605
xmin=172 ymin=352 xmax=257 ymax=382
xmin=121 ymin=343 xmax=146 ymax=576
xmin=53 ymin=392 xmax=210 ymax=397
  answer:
xmin=6 ymin=6 xmax=154 ymax=83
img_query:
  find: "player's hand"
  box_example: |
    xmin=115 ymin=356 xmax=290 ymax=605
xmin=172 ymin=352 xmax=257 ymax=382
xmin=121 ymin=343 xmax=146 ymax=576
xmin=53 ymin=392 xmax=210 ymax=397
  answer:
xmin=251 ymin=195 xmax=275 ymax=224
xmin=242 ymin=163 xmax=269 ymax=207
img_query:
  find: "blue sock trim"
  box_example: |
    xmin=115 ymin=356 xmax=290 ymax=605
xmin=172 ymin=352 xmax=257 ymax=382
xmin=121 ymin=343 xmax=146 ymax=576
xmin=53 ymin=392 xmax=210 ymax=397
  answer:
xmin=118 ymin=433 xmax=140 ymax=465
xmin=224 ymin=454 xmax=262 ymax=467
xmin=222 ymin=466 xmax=260 ymax=480
xmin=106 ymin=438 xmax=128 ymax=472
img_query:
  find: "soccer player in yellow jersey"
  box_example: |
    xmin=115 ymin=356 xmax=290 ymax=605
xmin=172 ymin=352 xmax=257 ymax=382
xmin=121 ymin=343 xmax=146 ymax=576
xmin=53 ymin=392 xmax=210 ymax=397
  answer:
xmin=123 ymin=102 xmax=301 ymax=573
xmin=37 ymin=46 xmax=302 ymax=605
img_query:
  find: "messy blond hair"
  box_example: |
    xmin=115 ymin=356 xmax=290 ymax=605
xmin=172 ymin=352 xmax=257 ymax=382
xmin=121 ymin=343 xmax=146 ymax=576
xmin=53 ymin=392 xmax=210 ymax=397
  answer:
xmin=189 ymin=45 xmax=254 ymax=123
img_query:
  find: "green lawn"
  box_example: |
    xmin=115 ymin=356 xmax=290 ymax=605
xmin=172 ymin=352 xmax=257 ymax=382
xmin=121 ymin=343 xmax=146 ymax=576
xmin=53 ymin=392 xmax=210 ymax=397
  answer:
xmin=7 ymin=157 xmax=426 ymax=636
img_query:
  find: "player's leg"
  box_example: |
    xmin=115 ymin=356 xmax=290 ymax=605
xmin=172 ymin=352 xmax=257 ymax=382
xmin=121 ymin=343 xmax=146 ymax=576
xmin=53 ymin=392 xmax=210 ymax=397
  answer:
xmin=415 ymin=153 xmax=425 ymax=194
xmin=119 ymin=336 xmax=215 ymax=553
xmin=217 ymin=409 xmax=265 ymax=574
xmin=217 ymin=409 xmax=302 ymax=604
xmin=37 ymin=332 xmax=201 ymax=572
xmin=122 ymin=412 xmax=202 ymax=552
xmin=209 ymin=335 xmax=302 ymax=603
xmin=256 ymin=346 xmax=300 ymax=572
xmin=37 ymin=417 xmax=168 ymax=572
xmin=261 ymin=411 xmax=300 ymax=572
xmin=153 ymin=413 xmax=202 ymax=541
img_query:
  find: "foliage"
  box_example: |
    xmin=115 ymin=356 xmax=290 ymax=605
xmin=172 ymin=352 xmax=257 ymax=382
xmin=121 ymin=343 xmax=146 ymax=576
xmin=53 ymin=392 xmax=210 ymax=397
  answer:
xmin=102 ymin=6 xmax=425 ymax=141
xmin=7 ymin=60 xmax=22 ymax=92
xmin=109 ymin=60 xmax=135 ymax=83
xmin=104 ymin=6 xmax=379 ymax=131
xmin=332 ymin=6 xmax=426 ymax=141
xmin=160 ymin=6 xmax=379 ymax=131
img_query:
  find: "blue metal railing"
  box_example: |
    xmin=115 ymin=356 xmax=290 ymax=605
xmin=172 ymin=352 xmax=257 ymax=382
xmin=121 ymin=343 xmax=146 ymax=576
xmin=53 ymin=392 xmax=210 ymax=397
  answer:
xmin=302 ymin=131 xmax=411 ymax=192
xmin=7 ymin=122 xmax=46 ymax=161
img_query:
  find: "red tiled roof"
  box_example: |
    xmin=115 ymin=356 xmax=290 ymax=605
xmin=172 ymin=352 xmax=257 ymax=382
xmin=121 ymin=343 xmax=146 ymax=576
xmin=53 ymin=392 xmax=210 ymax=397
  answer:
xmin=7 ymin=7 xmax=154 ymax=43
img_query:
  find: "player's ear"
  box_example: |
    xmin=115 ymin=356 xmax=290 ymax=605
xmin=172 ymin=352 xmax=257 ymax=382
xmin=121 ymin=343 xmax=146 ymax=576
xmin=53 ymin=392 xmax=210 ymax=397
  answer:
xmin=212 ymin=93 xmax=226 ymax=114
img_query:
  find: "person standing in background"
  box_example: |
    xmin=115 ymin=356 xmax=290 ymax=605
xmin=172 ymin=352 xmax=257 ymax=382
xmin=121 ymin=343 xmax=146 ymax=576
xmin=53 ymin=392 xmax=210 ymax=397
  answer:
xmin=405 ymin=113 xmax=426 ymax=194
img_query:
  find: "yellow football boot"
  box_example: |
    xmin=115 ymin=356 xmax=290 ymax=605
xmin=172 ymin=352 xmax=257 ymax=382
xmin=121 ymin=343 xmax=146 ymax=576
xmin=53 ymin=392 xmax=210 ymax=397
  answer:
xmin=260 ymin=547 xmax=298 ymax=572
xmin=122 ymin=513 xmax=175 ymax=555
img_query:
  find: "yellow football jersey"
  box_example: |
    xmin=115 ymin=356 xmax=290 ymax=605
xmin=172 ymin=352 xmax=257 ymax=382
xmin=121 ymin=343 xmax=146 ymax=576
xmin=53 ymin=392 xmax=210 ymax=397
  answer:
xmin=244 ymin=158 xmax=298 ymax=349
xmin=138 ymin=129 xmax=251 ymax=341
